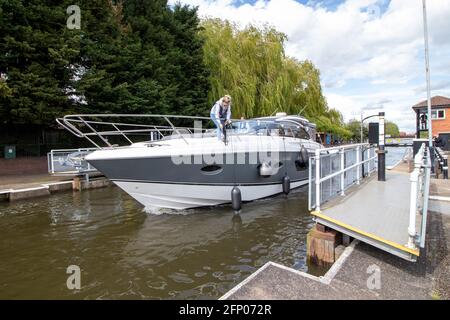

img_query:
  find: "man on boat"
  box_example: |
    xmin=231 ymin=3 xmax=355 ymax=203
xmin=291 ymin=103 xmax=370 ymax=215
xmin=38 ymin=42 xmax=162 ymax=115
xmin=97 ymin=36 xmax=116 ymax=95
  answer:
xmin=210 ymin=95 xmax=232 ymax=141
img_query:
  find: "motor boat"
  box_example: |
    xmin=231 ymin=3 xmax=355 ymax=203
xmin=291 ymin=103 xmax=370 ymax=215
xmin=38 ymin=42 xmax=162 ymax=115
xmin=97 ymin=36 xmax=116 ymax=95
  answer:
xmin=57 ymin=113 xmax=322 ymax=210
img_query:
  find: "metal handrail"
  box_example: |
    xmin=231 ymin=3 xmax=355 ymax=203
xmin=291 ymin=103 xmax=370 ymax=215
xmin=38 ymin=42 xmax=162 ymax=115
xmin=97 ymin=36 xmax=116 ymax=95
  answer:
xmin=57 ymin=114 xmax=215 ymax=149
xmin=309 ymin=143 xmax=377 ymax=211
xmin=407 ymin=143 xmax=431 ymax=250
xmin=434 ymin=147 xmax=448 ymax=179
xmin=48 ymin=148 xmax=99 ymax=175
xmin=57 ymin=114 xmax=319 ymax=149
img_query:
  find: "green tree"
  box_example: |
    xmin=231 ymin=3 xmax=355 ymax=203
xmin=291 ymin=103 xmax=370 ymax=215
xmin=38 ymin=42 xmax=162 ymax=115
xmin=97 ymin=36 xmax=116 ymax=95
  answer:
xmin=0 ymin=0 xmax=210 ymax=126
xmin=201 ymin=19 xmax=350 ymax=137
xmin=345 ymin=119 xmax=368 ymax=142
xmin=75 ymin=0 xmax=210 ymax=117
xmin=0 ymin=0 xmax=80 ymax=125
xmin=385 ymin=121 xmax=400 ymax=137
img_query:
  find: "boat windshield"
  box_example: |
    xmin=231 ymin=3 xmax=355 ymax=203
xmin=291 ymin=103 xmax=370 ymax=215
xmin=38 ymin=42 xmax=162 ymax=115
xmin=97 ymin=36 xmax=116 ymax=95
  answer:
xmin=229 ymin=120 xmax=311 ymax=140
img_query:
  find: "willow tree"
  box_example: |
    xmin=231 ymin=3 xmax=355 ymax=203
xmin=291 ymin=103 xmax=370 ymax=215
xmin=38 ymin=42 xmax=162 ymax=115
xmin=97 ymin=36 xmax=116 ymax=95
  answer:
xmin=201 ymin=19 xmax=349 ymax=137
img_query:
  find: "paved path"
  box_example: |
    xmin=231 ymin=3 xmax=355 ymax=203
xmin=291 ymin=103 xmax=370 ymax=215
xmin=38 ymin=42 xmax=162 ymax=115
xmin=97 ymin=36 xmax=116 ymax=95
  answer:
xmin=223 ymin=210 xmax=449 ymax=300
xmin=0 ymin=174 xmax=71 ymax=191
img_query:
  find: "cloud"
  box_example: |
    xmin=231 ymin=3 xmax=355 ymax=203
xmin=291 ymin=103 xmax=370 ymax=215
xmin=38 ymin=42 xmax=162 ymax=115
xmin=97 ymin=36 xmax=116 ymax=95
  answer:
xmin=170 ymin=0 xmax=450 ymax=133
xmin=413 ymin=80 xmax=450 ymax=94
xmin=365 ymin=98 xmax=393 ymax=110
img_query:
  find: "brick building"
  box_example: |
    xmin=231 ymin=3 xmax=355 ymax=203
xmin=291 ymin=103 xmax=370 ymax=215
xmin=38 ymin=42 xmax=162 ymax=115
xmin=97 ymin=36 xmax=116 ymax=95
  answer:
xmin=412 ymin=95 xmax=450 ymax=149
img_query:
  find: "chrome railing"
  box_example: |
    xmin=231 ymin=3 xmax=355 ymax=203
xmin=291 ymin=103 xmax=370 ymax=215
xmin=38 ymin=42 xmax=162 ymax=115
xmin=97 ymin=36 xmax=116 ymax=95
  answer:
xmin=56 ymin=114 xmax=319 ymax=149
xmin=47 ymin=148 xmax=98 ymax=175
xmin=308 ymin=143 xmax=377 ymax=211
xmin=56 ymin=114 xmax=214 ymax=149
xmin=408 ymin=143 xmax=431 ymax=250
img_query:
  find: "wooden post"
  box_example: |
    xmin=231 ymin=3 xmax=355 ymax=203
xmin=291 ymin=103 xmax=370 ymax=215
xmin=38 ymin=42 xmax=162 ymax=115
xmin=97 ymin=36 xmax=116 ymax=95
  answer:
xmin=307 ymin=224 xmax=342 ymax=265
xmin=72 ymin=176 xmax=82 ymax=191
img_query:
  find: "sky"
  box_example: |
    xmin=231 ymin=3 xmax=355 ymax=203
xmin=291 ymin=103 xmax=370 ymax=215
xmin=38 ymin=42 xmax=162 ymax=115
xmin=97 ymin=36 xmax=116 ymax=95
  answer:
xmin=168 ymin=0 xmax=450 ymax=133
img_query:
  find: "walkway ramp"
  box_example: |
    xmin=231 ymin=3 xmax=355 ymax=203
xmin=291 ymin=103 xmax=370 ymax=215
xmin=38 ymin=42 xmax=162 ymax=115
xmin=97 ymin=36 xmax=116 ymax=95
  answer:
xmin=309 ymin=143 xmax=430 ymax=262
xmin=312 ymin=172 xmax=420 ymax=261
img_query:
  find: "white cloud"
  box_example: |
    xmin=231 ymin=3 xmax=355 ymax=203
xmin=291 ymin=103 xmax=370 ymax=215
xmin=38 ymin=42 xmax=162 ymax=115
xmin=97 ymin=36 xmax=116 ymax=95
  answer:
xmin=171 ymin=0 xmax=450 ymax=132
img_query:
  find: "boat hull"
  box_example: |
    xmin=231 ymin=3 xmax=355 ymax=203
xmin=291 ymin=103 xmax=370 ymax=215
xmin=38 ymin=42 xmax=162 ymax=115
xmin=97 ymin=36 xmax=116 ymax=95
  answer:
xmin=85 ymin=136 xmax=320 ymax=210
xmin=114 ymin=180 xmax=309 ymax=210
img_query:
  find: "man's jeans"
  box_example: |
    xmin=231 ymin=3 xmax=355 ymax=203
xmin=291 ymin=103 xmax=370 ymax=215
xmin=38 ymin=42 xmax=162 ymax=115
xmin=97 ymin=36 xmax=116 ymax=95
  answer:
xmin=210 ymin=113 xmax=223 ymax=140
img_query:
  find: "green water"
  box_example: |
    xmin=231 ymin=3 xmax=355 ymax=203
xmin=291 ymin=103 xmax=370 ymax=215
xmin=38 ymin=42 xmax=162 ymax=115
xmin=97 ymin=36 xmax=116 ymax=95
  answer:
xmin=0 ymin=185 xmax=326 ymax=299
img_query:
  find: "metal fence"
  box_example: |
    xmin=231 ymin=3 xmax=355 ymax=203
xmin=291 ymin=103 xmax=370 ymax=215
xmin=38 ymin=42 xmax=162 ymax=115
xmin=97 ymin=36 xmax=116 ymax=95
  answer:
xmin=434 ymin=147 xmax=448 ymax=179
xmin=47 ymin=148 xmax=98 ymax=175
xmin=308 ymin=143 xmax=377 ymax=211
xmin=408 ymin=143 xmax=431 ymax=249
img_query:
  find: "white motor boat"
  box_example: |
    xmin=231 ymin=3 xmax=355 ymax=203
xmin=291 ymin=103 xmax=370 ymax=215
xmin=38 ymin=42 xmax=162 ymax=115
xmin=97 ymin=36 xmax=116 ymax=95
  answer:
xmin=57 ymin=113 xmax=322 ymax=210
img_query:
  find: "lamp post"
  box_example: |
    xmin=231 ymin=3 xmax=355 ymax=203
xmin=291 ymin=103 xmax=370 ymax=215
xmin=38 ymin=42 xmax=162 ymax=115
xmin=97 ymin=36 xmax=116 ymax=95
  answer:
xmin=360 ymin=113 xmax=363 ymax=143
xmin=422 ymin=0 xmax=432 ymax=149
xmin=360 ymin=112 xmax=385 ymax=181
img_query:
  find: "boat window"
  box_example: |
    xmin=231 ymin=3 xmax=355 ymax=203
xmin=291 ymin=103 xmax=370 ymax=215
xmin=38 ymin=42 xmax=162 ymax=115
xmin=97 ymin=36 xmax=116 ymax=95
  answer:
xmin=230 ymin=120 xmax=281 ymax=136
xmin=298 ymin=128 xmax=310 ymax=140
xmin=229 ymin=120 xmax=311 ymax=139
xmin=278 ymin=123 xmax=310 ymax=140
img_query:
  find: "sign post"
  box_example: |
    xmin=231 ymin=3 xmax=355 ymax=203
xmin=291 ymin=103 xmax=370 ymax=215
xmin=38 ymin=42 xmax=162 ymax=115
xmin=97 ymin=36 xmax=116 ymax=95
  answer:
xmin=378 ymin=112 xmax=386 ymax=181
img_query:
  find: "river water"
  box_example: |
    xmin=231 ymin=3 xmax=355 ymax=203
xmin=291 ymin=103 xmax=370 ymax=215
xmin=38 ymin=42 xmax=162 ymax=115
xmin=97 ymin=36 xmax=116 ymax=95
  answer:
xmin=0 ymin=147 xmax=406 ymax=299
xmin=0 ymin=185 xmax=326 ymax=299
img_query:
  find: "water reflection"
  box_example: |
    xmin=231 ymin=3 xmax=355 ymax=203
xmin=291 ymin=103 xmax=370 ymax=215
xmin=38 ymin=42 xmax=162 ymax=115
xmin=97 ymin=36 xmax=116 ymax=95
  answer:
xmin=0 ymin=185 xmax=323 ymax=299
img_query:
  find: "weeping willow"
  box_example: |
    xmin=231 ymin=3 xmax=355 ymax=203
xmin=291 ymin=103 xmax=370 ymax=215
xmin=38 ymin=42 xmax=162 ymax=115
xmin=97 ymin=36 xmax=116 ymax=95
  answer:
xmin=201 ymin=19 xmax=350 ymax=138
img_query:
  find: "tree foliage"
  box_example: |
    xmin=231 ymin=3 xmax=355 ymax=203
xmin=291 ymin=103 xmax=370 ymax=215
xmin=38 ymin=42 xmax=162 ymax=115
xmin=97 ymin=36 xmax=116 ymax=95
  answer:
xmin=345 ymin=119 xmax=368 ymax=142
xmin=201 ymin=19 xmax=350 ymax=137
xmin=0 ymin=0 xmax=80 ymax=125
xmin=0 ymin=0 xmax=210 ymax=126
xmin=385 ymin=121 xmax=400 ymax=137
xmin=346 ymin=118 xmax=400 ymax=141
xmin=1 ymin=1 xmax=354 ymax=138
xmin=75 ymin=0 xmax=210 ymax=117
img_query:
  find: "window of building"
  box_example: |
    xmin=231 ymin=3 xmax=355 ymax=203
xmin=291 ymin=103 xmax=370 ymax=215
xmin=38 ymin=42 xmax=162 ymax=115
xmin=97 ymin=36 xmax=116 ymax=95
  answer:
xmin=431 ymin=109 xmax=445 ymax=120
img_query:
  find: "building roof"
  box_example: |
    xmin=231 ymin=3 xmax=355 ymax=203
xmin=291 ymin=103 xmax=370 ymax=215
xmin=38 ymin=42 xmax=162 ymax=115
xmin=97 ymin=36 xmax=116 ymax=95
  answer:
xmin=412 ymin=95 xmax=450 ymax=109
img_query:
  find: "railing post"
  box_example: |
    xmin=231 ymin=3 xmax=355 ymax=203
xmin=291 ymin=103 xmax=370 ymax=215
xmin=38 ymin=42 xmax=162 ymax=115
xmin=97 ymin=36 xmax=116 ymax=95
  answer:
xmin=50 ymin=151 xmax=54 ymax=174
xmin=315 ymin=149 xmax=321 ymax=212
xmin=443 ymin=156 xmax=448 ymax=179
xmin=420 ymin=147 xmax=431 ymax=248
xmin=407 ymin=144 xmax=424 ymax=250
xmin=308 ymin=157 xmax=312 ymax=210
xmin=340 ymin=148 xmax=345 ymax=196
xmin=356 ymin=145 xmax=360 ymax=185
xmin=408 ymin=170 xmax=419 ymax=249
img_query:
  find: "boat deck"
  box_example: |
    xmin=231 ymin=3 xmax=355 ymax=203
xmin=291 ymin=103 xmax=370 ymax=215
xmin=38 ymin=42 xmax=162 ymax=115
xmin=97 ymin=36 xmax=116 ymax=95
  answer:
xmin=311 ymin=171 xmax=421 ymax=261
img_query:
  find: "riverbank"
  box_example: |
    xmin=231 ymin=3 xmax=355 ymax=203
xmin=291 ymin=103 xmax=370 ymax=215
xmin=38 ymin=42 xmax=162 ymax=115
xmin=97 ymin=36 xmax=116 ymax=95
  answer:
xmin=0 ymin=173 xmax=111 ymax=202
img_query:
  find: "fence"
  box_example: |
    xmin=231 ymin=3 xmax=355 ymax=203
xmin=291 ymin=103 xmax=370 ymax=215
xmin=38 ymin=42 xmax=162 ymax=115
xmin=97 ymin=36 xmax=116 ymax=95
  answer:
xmin=434 ymin=147 xmax=448 ymax=179
xmin=409 ymin=143 xmax=431 ymax=249
xmin=47 ymin=148 xmax=98 ymax=175
xmin=308 ymin=143 xmax=377 ymax=211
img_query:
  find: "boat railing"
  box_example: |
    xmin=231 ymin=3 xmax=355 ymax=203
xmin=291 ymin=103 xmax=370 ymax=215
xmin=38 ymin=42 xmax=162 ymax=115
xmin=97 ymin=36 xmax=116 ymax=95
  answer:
xmin=48 ymin=147 xmax=99 ymax=175
xmin=308 ymin=143 xmax=378 ymax=211
xmin=57 ymin=114 xmax=318 ymax=149
xmin=56 ymin=114 xmax=215 ymax=149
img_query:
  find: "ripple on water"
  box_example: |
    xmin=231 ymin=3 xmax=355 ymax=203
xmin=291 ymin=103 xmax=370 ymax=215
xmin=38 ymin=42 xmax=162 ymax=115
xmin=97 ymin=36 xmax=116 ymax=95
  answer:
xmin=0 ymin=185 xmax=326 ymax=299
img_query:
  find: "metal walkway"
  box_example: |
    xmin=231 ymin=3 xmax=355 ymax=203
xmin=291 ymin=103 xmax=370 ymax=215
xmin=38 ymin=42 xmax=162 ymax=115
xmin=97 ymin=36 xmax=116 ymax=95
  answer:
xmin=311 ymin=172 xmax=420 ymax=261
xmin=309 ymin=143 xmax=430 ymax=262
